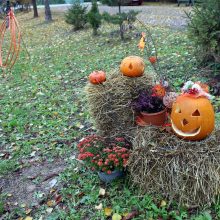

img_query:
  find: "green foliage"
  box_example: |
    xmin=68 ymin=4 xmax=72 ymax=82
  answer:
xmin=0 ymin=198 xmax=4 ymax=216
xmin=101 ymin=0 xmax=130 ymax=6
xmin=65 ymin=1 xmax=87 ymax=30
xmin=191 ymin=212 xmax=212 ymax=220
xmin=36 ymin=0 xmax=65 ymax=5
xmin=0 ymin=160 xmax=18 ymax=175
xmin=101 ymin=0 xmax=138 ymax=40
xmin=187 ymin=0 xmax=220 ymax=65
xmin=87 ymin=1 xmax=102 ymax=35
xmin=103 ymin=10 xmax=138 ymax=26
xmin=102 ymin=10 xmax=138 ymax=39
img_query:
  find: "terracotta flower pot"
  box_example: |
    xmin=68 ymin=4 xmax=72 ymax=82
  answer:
xmin=136 ymin=108 xmax=167 ymax=126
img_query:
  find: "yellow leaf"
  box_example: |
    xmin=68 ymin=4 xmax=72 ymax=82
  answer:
xmin=122 ymin=212 xmax=129 ymax=217
xmin=53 ymin=112 xmax=58 ymax=116
xmin=99 ymin=188 xmax=106 ymax=196
xmin=95 ymin=203 xmax=103 ymax=210
xmin=25 ymin=209 xmax=32 ymax=215
xmin=24 ymin=217 xmax=33 ymax=220
xmin=47 ymin=200 xmax=54 ymax=207
xmin=160 ymin=200 xmax=167 ymax=207
xmin=112 ymin=213 xmax=122 ymax=220
xmin=21 ymin=203 xmax=26 ymax=208
xmin=104 ymin=207 xmax=112 ymax=216
xmin=50 ymin=188 xmax=56 ymax=194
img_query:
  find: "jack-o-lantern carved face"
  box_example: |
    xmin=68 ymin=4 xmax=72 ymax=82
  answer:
xmin=120 ymin=56 xmax=145 ymax=77
xmin=171 ymin=94 xmax=215 ymax=141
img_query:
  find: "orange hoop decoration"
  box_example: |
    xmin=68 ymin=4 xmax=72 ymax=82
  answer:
xmin=0 ymin=9 xmax=21 ymax=69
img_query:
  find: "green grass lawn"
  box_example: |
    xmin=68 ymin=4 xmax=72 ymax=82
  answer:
xmin=0 ymin=11 xmax=219 ymax=219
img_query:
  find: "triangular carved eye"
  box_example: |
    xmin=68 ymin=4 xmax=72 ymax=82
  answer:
xmin=182 ymin=119 xmax=189 ymax=126
xmin=192 ymin=109 xmax=200 ymax=116
xmin=129 ymin=63 xmax=133 ymax=69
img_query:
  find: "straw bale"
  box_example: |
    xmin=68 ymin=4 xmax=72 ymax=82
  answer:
xmin=85 ymin=70 xmax=154 ymax=138
xmin=128 ymin=126 xmax=220 ymax=206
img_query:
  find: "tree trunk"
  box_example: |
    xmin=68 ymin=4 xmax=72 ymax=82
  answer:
xmin=32 ymin=0 xmax=38 ymax=18
xmin=118 ymin=1 xmax=123 ymax=40
xmin=119 ymin=23 xmax=124 ymax=40
xmin=44 ymin=0 xmax=52 ymax=21
xmin=118 ymin=2 xmax=121 ymax=13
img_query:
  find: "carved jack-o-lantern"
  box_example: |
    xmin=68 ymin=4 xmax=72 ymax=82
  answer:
xmin=120 ymin=56 xmax=145 ymax=77
xmin=171 ymin=94 xmax=215 ymax=141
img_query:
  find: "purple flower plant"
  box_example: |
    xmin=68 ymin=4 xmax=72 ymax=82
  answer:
xmin=131 ymin=91 xmax=165 ymax=113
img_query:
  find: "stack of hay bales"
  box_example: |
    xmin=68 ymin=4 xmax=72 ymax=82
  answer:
xmin=85 ymin=65 xmax=220 ymax=207
xmin=128 ymin=126 xmax=220 ymax=206
xmin=85 ymin=70 xmax=154 ymax=137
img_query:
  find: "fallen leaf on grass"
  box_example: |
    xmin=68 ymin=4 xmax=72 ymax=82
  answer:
xmin=25 ymin=208 xmax=32 ymax=215
xmin=47 ymin=200 xmax=55 ymax=207
xmin=48 ymin=178 xmax=58 ymax=188
xmin=160 ymin=200 xmax=166 ymax=207
xmin=24 ymin=217 xmax=33 ymax=220
xmin=95 ymin=203 xmax=103 ymax=210
xmin=99 ymin=188 xmax=106 ymax=196
xmin=46 ymin=207 xmax=53 ymax=213
xmin=122 ymin=210 xmax=139 ymax=219
xmin=104 ymin=207 xmax=112 ymax=216
xmin=112 ymin=213 xmax=122 ymax=220
xmin=30 ymin=151 xmax=36 ymax=157
xmin=55 ymin=195 xmax=62 ymax=204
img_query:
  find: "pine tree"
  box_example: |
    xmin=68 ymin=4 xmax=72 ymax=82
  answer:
xmin=187 ymin=0 xmax=220 ymax=65
xmin=65 ymin=1 xmax=87 ymax=31
xmin=87 ymin=1 xmax=102 ymax=35
xmin=101 ymin=0 xmax=138 ymax=40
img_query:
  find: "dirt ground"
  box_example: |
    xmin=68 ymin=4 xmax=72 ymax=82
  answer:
xmin=0 ymin=158 xmax=67 ymax=218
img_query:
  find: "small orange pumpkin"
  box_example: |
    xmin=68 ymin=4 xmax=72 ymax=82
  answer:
xmin=89 ymin=71 xmax=106 ymax=84
xmin=120 ymin=56 xmax=145 ymax=77
xmin=152 ymin=84 xmax=166 ymax=97
xmin=171 ymin=94 xmax=215 ymax=141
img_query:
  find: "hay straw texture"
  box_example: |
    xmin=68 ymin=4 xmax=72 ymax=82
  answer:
xmin=128 ymin=126 xmax=220 ymax=207
xmin=85 ymin=70 xmax=154 ymax=137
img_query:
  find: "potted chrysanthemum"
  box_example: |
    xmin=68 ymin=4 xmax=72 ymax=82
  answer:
xmin=77 ymin=135 xmax=131 ymax=183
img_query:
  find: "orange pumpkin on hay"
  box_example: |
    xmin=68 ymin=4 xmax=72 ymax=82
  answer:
xmin=120 ymin=56 xmax=145 ymax=77
xmin=171 ymin=94 xmax=215 ymax=141
xmin=89 ymin=71 xmax=106 ymax=84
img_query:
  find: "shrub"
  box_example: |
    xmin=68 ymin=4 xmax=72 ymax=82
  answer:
xmin=65 ymin=1 xmax=87 ymax=31
xmin=87 ymin=1 xmax=102 ymax=35
xmin=102 ymin=10 xmax=138 ymax=40
xmin=187 ymin=0 xmax=220 ymax=65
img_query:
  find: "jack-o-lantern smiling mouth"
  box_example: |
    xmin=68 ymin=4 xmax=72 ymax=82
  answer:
xmin=171 ymin=120 xmax=201 ymax=137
